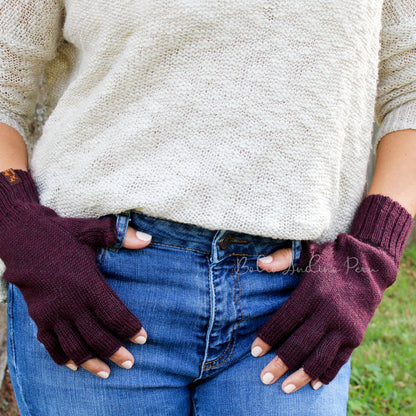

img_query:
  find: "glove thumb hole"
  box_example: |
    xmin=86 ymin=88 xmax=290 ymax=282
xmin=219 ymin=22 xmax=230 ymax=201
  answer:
xmin=58 ymin=216 xmax=118 ymax=249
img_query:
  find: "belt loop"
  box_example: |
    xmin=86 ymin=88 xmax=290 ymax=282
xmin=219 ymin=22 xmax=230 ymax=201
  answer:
xmin=110 ymin=210 xmax=131 ymax=252
xmin=291 ymin=239 xmax=302 ymax=268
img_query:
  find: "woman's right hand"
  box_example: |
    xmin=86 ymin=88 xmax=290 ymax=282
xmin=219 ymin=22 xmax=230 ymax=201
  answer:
xmin=64 ymin=225 xmax=152 ymax=378
xmin=0 ymin=169 xmax=152 ymax=379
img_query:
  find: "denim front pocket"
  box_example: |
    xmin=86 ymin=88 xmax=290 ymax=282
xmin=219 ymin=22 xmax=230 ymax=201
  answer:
xmin=96 ymin=211 xmax=131 ymax=266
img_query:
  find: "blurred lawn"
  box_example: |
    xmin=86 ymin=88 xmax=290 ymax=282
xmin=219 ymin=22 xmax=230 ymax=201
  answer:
xmin=348 ymin=243 xmax=416 ymax=415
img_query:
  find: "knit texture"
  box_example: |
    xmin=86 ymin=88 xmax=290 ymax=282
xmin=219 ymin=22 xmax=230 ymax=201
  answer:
xmin=0 ymin=169 xmax=142 ymax=365
xmin=0 ymin=169 xmax=39 ymax=205
xmin=257 ymin=194 xmax=414 ymax=383
xmin=0 ymin=1 xmax=416 ymax=244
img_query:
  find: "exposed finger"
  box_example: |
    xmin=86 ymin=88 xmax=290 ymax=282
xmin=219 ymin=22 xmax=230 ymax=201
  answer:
xmin=108 ymin=346 xmax=135 ymax=369
xmin=257 ymin=247 xmax=293 ymax=272
xmin=65 ymin=360 xmax=78 ymax=371
xmin=80 ymin=357 xmax=111 ymax=379
xmin=311 ymin=379 xmax=324 ymax=390
xmin=123 ymin=226 xmax=152 ymax=249
xmin=251 ymin=336 xmax=272 ymax=357
xmin=281 ymin=367 xmax=313 ymax=394
xmin=260 ymin=354 xmax=289 ymax=385
xmin=130 ymin=327 xmax=148 ymax=344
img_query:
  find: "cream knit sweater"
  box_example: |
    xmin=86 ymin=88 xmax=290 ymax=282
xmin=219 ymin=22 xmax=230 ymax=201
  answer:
xmin=1 ymin=0 xmax=416 ymax=245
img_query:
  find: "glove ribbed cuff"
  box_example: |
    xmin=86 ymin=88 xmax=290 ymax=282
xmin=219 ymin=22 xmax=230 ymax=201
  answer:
xmin=350 ymin=194 xmax=414 ymax=264
xmin=0 ymin=169 xmax=39 ymax=211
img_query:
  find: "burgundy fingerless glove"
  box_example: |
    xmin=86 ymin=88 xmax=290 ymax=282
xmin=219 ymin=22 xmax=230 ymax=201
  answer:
xmin=0 ymin=169 xmax=143 ymax=366
xmin=257 ymin=194 xmax=414 ymax=384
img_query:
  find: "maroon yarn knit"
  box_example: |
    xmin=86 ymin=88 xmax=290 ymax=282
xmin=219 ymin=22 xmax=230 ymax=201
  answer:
xmin=0 ymin=169 xmax=142 ymax=366
xmin=257 ymin=194 xmax=414 ymax=383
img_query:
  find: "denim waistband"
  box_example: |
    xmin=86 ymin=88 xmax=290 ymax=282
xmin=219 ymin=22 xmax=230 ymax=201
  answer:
xmin=113 ymin=210 xmax=300 ymax=263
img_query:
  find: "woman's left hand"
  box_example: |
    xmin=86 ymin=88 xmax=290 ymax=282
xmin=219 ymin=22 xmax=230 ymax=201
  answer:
xmin=251 ymin=244 xmax=323 ymax=393
xmin=250 ymin=194 xmax=413 ymax=394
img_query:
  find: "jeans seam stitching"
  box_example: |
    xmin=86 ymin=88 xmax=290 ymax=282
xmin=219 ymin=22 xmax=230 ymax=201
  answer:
xmin=7 ymin=285 xmax=33 ymax=415
xmin=96 ymin=248 xmax=107 ymax=267
xmin=236 ymin=256 xmax=245 ymax=322
xmin=149 ymin=241 xmax=209 ymax=255
xmin=217 ymin=251 xmax=254 ymax=261
xmin=197 ymin=255 xmax=217 ymax=379
xmin=191 ymin=394 xmax=199 ymax=416
xmin=204 ymin=260 xmax=237 ymax=366
xmin=205 ymin=330 xmax=238 ymax=370
xmin=205 ymin=257 xmax=244 ymax=369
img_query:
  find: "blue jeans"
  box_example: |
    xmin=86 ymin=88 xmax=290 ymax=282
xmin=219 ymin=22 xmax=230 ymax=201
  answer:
xmin=7 ymin=211 xmax=351 ymax=415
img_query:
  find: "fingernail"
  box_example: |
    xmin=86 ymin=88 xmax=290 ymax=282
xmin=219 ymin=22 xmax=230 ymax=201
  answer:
xmin=262 ymin=372 xmax=275 ymax=385
xmin=135 ymin=335 xmax=147 ymax=344
xmin=66 ymin=364 xmax=78 ymax=371
xmin=258 ymin=255 xmax=273 ymax=264
xmin=283 ymin=384 xmax=296 ymax=394
xmin=136 ymin=231 xmax=152 ymax=242
xmin=312 ymin=381 xmax=323 ymax=390
xmin=251 ymin=346 xmax=263 ymax=357
xmin=121 ymin=360 xmax=133 ymax=369
xmin=97 ymin=371 xmax=110 ymax=379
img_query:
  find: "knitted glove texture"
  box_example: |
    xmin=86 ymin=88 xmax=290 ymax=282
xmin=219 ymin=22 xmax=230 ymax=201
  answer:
xmin=0 ymin=169 xmax=142 ymax=366
xmin=257 ymin=194 xmax=414 ymax=384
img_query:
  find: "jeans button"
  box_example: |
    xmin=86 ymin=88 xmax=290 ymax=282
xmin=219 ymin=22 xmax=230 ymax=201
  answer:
xmin=219 ymin=234 xmax=233 ymax=250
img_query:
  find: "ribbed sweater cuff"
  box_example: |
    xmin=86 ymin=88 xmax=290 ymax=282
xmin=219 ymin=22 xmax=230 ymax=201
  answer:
xmin=373 ymin=100 xmax=416 ymax=156
xmin=350 ymin=194 xmax=414 ymax=264
xmin=0 ymin=169 xmax=39 ymax=211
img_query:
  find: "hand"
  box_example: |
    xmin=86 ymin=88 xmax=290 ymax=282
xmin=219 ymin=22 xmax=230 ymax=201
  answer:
xmin=0 ymin=169 xmax=151 ymax=379
xmin=62 ymin=225 xmax=152 ymax=378
xmin=252 ymin=246 xmax=323 ymax=392
xmin=251 ymin=194 xmax=413 ymax=394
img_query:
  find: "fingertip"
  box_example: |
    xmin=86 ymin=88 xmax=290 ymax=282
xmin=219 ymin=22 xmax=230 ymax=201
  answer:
xmin=108 ymin=346 xmax=135 ymax=370
xmin=65 ymin=361 xmax=78 ymax=371
xmin=257 ymin=248 xmax=292 ymax=272
xmin=80 ymin=358 xmax=111 ymax=379
xmin=261 ymin=372 xmax=275 ymax=385
xmin=311 ymin=380 xmax=323 ymax=390
xmin=135 ymin=230 xmax=152 ymax=243
xmin=131 ymin=328 xmax=147 ymax=344
xmin=123 ymin=227 xmax=152 ymax=249
xmin=282 ymin=383 xmax=297 ymax=393
xmin=134 ymin=335 xmax=147 ymax=344
xmin=251 ymin=345 xmax=264 ymax=357
xmin=257 ymin=255 xmax=274 ymax=265
xmin=121 ymin=360 xmax=134 ymax=369
xmin=251 ymin=337 xmax=271 ymax=356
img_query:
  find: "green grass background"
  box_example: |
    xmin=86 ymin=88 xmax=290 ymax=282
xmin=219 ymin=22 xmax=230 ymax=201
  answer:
xmin=348 ymin=243 xmax=416 ymax=415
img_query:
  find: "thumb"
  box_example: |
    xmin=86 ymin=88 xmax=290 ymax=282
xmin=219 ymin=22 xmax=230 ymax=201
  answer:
xmin=122 ymin=227 xmax=152 ymax=249
xmin=257 ymin=246 xmax=293 ymax=272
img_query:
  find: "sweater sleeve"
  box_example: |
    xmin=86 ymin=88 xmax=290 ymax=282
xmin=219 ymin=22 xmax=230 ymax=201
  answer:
xmin=373 ymin=0 xmax=416 ymax=153
xmin=0 ymin=0 xmax=64 ymax=143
